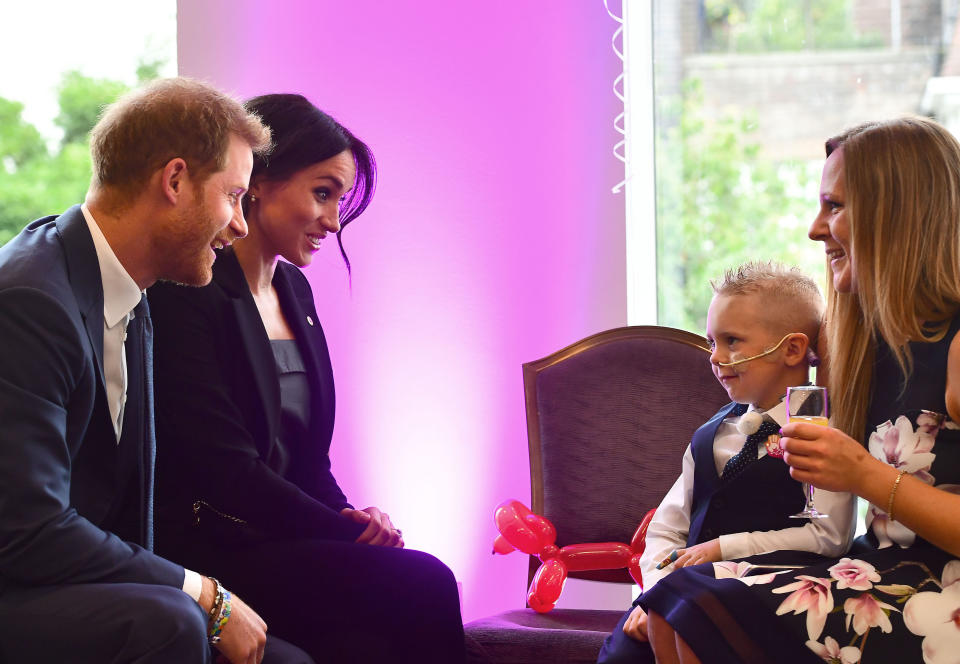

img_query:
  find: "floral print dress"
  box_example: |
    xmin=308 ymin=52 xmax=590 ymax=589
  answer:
xmin=638 ymin=319 xmax=960 ymax=664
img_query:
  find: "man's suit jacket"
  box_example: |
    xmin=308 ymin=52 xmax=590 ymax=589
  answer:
xmin=0 ymin=206 xmax=183 ymax=592
xmin=150 ymin=249 xmax=364 ymax=549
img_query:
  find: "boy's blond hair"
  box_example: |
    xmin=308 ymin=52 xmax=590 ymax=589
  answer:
xmin=711 ymin=261 xmax=824 ymax=354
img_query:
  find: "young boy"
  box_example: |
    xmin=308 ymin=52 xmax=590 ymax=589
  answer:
xmin=597 ymin=261 xmax=855 ymax=663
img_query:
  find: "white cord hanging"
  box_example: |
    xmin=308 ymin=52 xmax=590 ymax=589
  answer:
xmin=605 ymin=0 xmax=627 ymax=194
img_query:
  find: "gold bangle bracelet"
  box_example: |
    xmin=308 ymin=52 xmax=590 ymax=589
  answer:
xmin=887 ymin=470 xmax=907 ymax=522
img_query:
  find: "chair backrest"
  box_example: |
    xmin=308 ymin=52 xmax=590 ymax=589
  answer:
xmin=524 ymin=325 xmax=729 ymax=585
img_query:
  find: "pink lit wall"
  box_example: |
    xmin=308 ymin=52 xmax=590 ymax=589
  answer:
xmin=178 ymin=1 xmax=627 ymax=621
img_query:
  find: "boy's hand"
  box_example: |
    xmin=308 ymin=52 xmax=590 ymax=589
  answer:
xmin=673 ymin=538 xmax=722 ymax=568
xmin=623 ymin=605 xmax=649 ymax=642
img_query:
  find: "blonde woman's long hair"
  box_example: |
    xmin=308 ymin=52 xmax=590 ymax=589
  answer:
xmin=824 ymin=116 xmax=960 ymax=440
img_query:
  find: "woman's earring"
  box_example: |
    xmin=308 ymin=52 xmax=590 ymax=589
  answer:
xmin=249 ymin=194 xmax=257 ymax=203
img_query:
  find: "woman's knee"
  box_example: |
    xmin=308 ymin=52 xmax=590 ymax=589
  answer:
xmin=395 ymin=549 xmax=460 ymax=604
xmin=404 ymin=549 xmax=456 ymax=584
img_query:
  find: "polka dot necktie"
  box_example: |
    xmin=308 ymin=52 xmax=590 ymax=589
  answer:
xmin=721 ymin=418 xmax=781 ymax=481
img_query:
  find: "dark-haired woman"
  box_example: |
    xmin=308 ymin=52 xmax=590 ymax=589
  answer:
xmin=150 ymin=94 xmax=465 ymax=663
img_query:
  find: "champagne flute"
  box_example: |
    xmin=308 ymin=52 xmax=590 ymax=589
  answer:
xmin=787 ymin=385 xmax=829 ymax=519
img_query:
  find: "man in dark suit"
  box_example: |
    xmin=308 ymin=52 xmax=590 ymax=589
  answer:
xmin=0 ymin=78 xmax=308 ymax=663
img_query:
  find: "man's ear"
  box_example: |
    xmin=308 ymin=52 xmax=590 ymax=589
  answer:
xmin=160 ymin=158 xmax=189 ymax=205
xmin=783 ymin=333 xmax=810 ymax=367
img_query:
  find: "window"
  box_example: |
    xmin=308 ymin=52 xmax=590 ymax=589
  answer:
xmin=627 ymin=0 xmax=957 ymax=332
xmin=0 ymin=2 xmax=176 ymax=244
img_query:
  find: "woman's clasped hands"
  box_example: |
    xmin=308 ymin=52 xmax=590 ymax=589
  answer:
xmin=341 ymin=506 xmax=405 ymax=548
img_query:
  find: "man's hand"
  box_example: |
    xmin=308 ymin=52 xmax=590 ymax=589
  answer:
xmin=214 ymin=592 xmax=267 ymax=664
xmin=341 ymin=506 xmax=404 ymax=547
xmin=623 ymin=605 xmax=649 ymax=642
xmin=200 ymin=577 xmax=267 ymax=664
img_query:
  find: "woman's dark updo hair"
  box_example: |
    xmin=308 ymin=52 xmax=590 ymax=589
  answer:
xmin=243 ymin=93 xmax=376 ymax=271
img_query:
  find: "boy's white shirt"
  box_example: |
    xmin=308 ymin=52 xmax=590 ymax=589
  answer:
xmin=637 ymin=400 xmax=856 ymax=593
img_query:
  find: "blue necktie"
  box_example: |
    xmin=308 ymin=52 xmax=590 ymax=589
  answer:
xmin=721 ymin=415 xmax=780 ymax=481
xmin=128 ymin=295 xmax=155 ymax=551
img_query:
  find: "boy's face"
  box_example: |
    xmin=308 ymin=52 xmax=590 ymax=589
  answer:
xmin=706 ymin=292 xmax=789 ymax=410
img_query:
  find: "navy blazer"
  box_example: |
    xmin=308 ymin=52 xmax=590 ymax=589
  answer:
xmin=0 ymin=206 xmax=183 ymax=592
xmin=150 ymin=249 xmax=364 ymax=547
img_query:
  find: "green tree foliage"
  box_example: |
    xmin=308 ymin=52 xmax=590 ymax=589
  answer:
xmin=656 ymin=80 xmax=826 ymax=334
xmin=703 ymin=0 xmax=884 ymax=52
xmin=55 ymin=71 xmax=129 ymax=147
xmin=0 ymin=71 xmax=133 ymax=245
xmin=0 ymin=99 xmax=47 ymax=167
xmin=0 ymin=143 xmax=92 ymax=246
xmin=135 ymin=59 xmax=166 ymax=84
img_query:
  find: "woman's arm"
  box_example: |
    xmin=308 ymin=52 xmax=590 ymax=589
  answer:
xmin=783 ymin=427 xmax=960 ymax=556
xmin=783 ymin=327 xmax=960 ymax=560
xmin=276 ymin=264 xmax=356 ymax=512
xmin=718 ymin=486 xmax=855 ymax=560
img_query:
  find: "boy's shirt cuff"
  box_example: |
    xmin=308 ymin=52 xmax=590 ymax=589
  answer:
xmin=718 ymin=532 xmax=751 ymax=560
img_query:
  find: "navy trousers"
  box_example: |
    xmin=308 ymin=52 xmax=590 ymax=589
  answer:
xmin=162 ymin=536 xmax=467 ymax=664
xmin=0 ymin=582 xmax=313 ymax=663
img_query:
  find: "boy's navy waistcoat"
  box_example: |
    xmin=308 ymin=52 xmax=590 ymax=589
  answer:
xmin=687 ymin=402 xmax=806 ymax=546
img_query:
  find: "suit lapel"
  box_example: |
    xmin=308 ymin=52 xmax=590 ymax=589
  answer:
xmin=274 ymin=264 xmax=331 ymax=431
xmin=214 ymin=251 xmax=281 ymax=450
xmin=55 ymin=207 xmax=116 ymax=445
xmin=691 ymin=402 xmax=741 ymax=483
xmin=56 ymin=207 xmax=107 ymax=390
xmin=55 ymin=206 xmax=126 ymax=529
xmin=687 ymin=401 xmax=742 ymax=546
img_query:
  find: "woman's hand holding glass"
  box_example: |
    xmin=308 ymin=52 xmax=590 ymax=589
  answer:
xmin=779 ymin=418 xmax=878 ymax=496
xmin=786 ymin=386 xmax=830 ymax=518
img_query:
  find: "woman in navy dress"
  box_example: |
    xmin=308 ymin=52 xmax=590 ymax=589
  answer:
xmin=634 ymin=117 xmax=960 ymax=663
xmin=150 ymin=94 xmax=465 ymax=663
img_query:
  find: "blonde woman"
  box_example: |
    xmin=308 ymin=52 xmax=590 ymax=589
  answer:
xmin=628 ymin=117 xmax=960 ymax=664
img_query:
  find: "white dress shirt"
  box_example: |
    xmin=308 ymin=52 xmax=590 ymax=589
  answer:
xmin=637 ymin=399 xmax=855 ymax=592
xmin=81 ymin=205 xmax=141 ymax=439
xmin=80 ymin=205 xmax=203 ymax=603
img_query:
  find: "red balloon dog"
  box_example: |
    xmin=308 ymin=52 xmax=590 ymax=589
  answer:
xmin=491 ymin=499 xmax=655 ymax=613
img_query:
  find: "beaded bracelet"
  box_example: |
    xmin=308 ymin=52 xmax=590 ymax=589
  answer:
xmin=887 ymin=470 xmax=907 ymax=522
xmin=208 ymin=590 xmax=232 ymax=645
xmin=206 ymin=578 xmax=226 ymax=644
xmin=207 ymin=578 xmax=224 ymax=621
